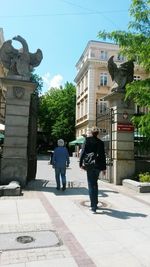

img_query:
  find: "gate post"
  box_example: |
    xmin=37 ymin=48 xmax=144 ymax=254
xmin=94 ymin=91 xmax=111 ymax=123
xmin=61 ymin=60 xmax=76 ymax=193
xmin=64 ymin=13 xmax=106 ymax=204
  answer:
xmin=0 ymin=35 xmax=42 ymax=187
xmin=0 ymin=78 xmax=36 ymax=187
xmin=103 ymin=92 xmax=135 ymax=185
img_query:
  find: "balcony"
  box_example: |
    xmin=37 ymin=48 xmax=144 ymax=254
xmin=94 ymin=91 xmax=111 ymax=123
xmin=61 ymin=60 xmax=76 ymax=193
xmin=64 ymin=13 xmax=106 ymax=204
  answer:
xmin=76 ymin=114 xmax=87 ymax=124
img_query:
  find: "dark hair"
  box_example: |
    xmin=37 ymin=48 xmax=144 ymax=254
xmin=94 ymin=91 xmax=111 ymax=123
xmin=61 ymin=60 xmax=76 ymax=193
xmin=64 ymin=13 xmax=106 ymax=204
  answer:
xmin=92 ymin=131 xmax=99 ymax=137
xmin=91 ymin=126 xmax=99 ymax=136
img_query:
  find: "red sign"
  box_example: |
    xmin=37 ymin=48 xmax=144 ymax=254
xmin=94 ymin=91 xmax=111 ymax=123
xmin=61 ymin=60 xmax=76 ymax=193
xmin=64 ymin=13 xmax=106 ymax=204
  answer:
xmin=117 ymin=123 xmax=134 ymax=132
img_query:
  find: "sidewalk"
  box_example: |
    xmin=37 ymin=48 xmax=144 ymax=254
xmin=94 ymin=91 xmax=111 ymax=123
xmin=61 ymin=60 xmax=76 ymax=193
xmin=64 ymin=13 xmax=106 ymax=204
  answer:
xmin=0 ymin=156 xmax=150 ymax=267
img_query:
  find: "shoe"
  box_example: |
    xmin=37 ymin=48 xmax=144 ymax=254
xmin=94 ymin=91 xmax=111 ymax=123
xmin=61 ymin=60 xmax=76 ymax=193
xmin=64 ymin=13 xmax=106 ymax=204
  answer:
xmin=56 ymin=187 xmax=60 ymax=190
xmin=90 ymin=206 xmax=98 ymax=210
xmin=62 ymin=185 xmax=66 ymax=191
xmin=91 ymin=207 xmax=97 ymax=214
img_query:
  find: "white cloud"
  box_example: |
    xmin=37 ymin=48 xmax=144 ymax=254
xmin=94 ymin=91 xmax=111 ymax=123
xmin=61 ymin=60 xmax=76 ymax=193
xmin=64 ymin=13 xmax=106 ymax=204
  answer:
xmin=50 ymin=74 xmax=63 ymax=88
xmin=42 ymin=72 xmax=63 ymax=93
xmin=42 ymin=72 xmax=51 ymax=89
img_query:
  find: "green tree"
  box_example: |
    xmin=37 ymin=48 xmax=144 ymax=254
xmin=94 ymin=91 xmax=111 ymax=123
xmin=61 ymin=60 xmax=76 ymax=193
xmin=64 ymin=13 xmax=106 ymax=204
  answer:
xmin=98 ymin=0 xmax=150 ymax=138
xmin=30 ymin=73 xmax=43 ymax=95
xmin=38 ymin=82 xmax=76 ymax=144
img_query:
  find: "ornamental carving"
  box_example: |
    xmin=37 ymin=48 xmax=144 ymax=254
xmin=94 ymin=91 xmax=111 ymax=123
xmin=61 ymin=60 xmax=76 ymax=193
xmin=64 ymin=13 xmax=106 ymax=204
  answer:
xmin=13 ymin=86 xmax=25 ymax=99
xmin=0 ymin=35 xmax=43 ymax=80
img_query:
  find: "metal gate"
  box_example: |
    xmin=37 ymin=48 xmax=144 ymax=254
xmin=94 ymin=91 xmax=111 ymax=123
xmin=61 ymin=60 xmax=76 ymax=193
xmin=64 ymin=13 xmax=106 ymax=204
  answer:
xmin=96 ymin=101 xmax=113 ymax=183
xmin=27 ymin=92 xmax=38 ymax=182
xmin=0 ymin=91 xmax=6 ymax=182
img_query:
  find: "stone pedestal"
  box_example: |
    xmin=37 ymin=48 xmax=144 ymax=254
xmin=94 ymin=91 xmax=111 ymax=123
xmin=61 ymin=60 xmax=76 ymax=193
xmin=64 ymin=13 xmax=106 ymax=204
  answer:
xmin=104 ymin=91 xmax=135 ymax=185
xmin=0 ymin=77 xmax=36 ymax=187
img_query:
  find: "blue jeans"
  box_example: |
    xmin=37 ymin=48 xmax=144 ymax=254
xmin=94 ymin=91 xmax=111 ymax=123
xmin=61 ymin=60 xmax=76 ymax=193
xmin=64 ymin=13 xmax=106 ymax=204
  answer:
xmin=86 ymin=168 xmax=100 ymax=209
xmin=55 ymin=167 xmax=66 ymax=188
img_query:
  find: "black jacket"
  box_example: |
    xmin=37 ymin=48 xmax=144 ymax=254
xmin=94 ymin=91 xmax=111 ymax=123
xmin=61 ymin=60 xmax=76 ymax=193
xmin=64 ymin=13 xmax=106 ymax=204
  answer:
xmin=79 ymin=136 xmax=106 ymax=171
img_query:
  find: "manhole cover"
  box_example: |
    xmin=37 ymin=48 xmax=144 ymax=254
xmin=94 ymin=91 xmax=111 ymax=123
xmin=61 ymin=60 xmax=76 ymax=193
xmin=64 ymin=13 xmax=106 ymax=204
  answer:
xmin=16 ymin=236 xmax=35 ymax=244
xmin=80 ymin=200 xmax=108 ymax=208
xmin=0 ymin=230 xmax=61 ymax=251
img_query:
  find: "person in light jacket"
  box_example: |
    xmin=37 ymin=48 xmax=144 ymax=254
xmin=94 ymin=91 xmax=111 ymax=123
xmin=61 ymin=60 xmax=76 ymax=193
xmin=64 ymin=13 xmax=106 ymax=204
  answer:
xmin=52 ymin=139 xmax=70 ymax=191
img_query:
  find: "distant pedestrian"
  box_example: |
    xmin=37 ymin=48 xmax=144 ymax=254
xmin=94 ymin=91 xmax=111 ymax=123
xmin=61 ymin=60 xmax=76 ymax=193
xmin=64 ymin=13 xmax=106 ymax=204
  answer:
xmin=79 ymin=127 xmax=106 ymax=213
xmin=52 ymin=139 xmax=70 ymax=191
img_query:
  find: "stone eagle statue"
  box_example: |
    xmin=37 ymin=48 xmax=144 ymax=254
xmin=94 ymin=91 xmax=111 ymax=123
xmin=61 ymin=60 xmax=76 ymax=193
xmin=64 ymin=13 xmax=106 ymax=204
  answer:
xmin=108 ymin=56 xmax=134 ymax=91
xmin=0 ymin=35 xmax=43 ymax=79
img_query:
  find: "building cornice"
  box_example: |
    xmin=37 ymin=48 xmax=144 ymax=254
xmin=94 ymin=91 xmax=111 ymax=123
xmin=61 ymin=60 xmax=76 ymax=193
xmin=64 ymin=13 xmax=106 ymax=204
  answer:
xmin=74 ymin=59 xmax=109 ymax=82
xmin=75 ymin=40 xmax=119 ymax=68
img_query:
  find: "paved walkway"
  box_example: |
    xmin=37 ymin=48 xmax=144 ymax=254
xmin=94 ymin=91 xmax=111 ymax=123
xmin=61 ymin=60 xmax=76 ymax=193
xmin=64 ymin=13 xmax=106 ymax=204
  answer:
xmin=0 ymin=156 xmax=150 ymax=267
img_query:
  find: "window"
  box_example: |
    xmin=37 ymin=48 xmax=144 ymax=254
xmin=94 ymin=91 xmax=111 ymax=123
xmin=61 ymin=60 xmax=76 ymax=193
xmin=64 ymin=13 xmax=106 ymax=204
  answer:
xmin=100 ymin=73 xmax=108 ymax=86
xmin=98 ymin=101 xmax=108 ymax=114
xmin=84 ymin=73 xmax=88 ymax=89
xmin=81 ymin=101 xmax=83 ymax=117
xmin=91 ymin=52 xmax=95 ymax=57
xmin=77 ymin=85 xmax=80 ymax=96
xmin=77 ymin=105 xmax=80 ymax=118
xmin=85 ymin=98 xmax=88 ymax=114
xmin=135 ymin=105 xmax=149 ymax=115
xmin=100 ymin=51 xmax=108 ymax=60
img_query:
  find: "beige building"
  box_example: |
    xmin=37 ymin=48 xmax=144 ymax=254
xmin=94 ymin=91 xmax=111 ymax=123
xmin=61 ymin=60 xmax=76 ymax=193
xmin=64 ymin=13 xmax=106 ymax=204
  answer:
xmin=74 ymin=40 xmax=148 ymax=137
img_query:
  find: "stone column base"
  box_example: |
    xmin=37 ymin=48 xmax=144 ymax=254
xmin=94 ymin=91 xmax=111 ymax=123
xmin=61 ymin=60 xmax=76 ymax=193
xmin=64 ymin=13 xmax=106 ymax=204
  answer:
xmin=113 ymin=159 xmax=135 ymax=185
xmin=1 ymin=158 xmax=27 ymax=187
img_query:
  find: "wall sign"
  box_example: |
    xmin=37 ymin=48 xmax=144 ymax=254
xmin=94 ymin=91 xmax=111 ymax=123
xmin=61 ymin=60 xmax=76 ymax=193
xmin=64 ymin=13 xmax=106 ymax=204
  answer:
xmin=117 ymin=123 xmax=134 ymax=132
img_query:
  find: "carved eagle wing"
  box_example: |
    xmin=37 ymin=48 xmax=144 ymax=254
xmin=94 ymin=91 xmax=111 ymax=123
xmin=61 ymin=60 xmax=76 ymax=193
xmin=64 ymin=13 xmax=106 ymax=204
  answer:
xmin=0 ymin=40 xmax=18 ymax=70
xmin=29 ymin=49 xmax=43 ymax=68
xmin=108 ymin=55 xmax=118 ymax=81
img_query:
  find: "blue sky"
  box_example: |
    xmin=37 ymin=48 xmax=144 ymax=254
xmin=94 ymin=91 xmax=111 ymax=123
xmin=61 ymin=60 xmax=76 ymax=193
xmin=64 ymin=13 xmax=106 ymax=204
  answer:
xmin=0 ymin=0 xmax=131 ymax=93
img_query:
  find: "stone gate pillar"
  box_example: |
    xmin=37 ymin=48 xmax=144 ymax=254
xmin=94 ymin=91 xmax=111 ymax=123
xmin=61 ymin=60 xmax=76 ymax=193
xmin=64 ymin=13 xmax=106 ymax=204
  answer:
xmin=0 ymin=34 xmax=43 ymax=187
xmin=0 ymin=77 xmax=36 ymax=187
xmin=104 ymin=91 xmax=135 ymax=185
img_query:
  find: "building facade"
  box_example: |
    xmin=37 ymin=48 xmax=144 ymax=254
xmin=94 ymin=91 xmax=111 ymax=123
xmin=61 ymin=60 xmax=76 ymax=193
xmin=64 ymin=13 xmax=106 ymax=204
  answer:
xmin=74 ymin=40 xmax=148 ymax=137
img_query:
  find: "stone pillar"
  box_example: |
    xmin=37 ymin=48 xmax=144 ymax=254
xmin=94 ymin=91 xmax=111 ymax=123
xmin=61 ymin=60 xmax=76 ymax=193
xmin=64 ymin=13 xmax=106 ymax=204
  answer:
xmin=104 ymin=91 xmax=135 ymax=185
xmin=0 ymin=77 xmax=36 ymax=187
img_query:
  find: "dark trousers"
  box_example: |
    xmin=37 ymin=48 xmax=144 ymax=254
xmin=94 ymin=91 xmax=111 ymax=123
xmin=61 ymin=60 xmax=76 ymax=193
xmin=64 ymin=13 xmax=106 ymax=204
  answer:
xmin=86 ymin=168 xmax=100 ymax=208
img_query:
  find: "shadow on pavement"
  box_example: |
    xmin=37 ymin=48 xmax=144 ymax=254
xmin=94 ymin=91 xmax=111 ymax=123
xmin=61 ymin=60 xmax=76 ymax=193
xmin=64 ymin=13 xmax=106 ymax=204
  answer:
xmin=96 ymin=207 xmax=147 ymax=219
xmin=98 ymin=189 xmax=119 ymax=198
xmin=26 ymin=179 xmax=120 ymax=197
xmin=25 ymin=179 xmax=89 ymax=196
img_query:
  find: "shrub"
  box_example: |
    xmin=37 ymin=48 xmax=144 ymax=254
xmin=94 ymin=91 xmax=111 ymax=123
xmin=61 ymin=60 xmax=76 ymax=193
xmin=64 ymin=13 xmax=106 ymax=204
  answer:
xmin=139 ymin=172 xmax=150 ymax=183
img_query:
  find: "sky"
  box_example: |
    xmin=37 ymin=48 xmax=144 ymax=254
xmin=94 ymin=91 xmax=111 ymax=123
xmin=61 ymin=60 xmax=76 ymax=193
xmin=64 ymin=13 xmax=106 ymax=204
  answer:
xmin=0 ymin=0 xmax=131 ymax=93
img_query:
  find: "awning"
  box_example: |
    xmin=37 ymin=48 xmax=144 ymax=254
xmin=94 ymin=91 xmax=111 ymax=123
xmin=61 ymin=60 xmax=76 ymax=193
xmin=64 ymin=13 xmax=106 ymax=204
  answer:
xmin=69 ymin=136 xmax=85 ymax=146
xmin=0 ymin=133 xmax=4 ymax=139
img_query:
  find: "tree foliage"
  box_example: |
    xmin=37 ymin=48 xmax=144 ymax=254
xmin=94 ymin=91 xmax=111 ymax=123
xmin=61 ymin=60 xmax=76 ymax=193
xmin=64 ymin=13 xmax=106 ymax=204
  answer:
xmin=38 ymin=82 xmax=76 ymax=144
xmin=98 ymin=0 xmax=150 ymax=71
xmin=98 ymin=0 xmax=150 ymax=138
xmin=30 ymin=72 xmax=43 ymax=95
xmin=126 ymin=79 xmax=150 ymax=137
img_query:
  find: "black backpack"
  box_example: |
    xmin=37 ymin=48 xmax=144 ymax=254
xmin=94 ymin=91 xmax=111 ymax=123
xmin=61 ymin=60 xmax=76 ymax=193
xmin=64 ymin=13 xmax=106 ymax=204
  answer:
xmin=83 ymin=152 xmax=97 ymax=169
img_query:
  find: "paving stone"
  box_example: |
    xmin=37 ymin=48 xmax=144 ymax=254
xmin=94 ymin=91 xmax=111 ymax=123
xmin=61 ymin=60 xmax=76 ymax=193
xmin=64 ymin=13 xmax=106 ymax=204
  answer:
xmin=0 ymin=230 xmax=60 ymax=251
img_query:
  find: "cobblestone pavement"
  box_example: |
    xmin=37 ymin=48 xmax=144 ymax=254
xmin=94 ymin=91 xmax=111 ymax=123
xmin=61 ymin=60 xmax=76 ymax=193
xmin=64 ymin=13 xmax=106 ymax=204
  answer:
xmin=0 ymin=156 xmax=150 ymax=267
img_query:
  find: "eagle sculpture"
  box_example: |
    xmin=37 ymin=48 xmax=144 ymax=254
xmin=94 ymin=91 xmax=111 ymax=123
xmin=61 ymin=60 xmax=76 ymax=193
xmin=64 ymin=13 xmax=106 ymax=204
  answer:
xmin=108 ymin=56 xmax=134 ymax=91
xmin=0 ymin=35 xmax=43 ymax=79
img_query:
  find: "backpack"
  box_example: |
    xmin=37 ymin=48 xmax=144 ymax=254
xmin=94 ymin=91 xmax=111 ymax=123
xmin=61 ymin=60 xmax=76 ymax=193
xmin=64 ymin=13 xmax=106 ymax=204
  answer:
xmin=83 ymin=152 xmax=96 ymax=169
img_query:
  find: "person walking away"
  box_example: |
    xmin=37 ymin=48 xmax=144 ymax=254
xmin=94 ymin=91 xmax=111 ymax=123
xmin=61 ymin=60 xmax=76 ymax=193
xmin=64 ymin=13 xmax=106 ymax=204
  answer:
xmin=79 ymin=127 xmax=106 ymax=213
xmin=52 ymin=139 xmax=70 ymax=191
